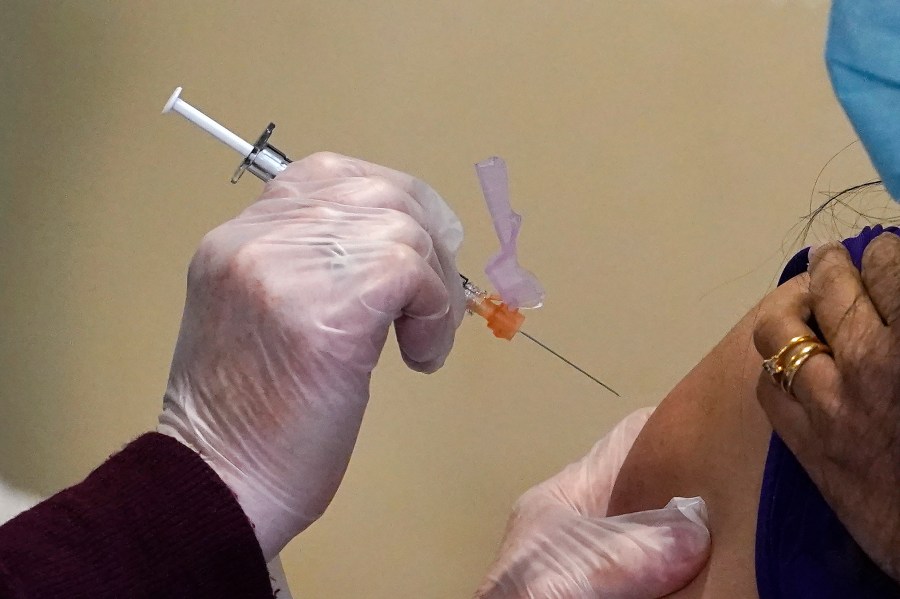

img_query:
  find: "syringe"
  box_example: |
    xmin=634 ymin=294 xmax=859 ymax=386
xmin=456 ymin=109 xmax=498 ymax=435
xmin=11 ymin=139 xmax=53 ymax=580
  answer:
xmin=161 ymin=89 xmax=615 ymax=599
xmin=162 ymin=87 xmax=619 ymax=396
xmin=163 ymin=87 xmax=291 ymax=184
xmin=161 ymin=87 xmax=523 ymax=338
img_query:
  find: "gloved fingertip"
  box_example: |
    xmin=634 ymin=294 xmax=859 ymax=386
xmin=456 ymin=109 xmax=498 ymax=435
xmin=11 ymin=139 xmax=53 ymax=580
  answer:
xmin=665 ymin=496 xmax=709 ymax=529
xmin=395 ymin=311 xmax=456 ymax=373
xmin=471 ymin=580 xmax=498 ymax=599
xmin=401 ymin=352 xmax=446 ymax=374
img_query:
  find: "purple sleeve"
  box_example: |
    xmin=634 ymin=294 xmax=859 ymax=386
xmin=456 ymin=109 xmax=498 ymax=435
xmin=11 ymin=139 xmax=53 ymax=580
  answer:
xmin=0 ymin=433 xmax=274 ymax=599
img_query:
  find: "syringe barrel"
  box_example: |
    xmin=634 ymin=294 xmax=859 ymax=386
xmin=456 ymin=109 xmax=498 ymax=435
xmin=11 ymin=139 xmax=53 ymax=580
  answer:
xmin=247 ymin=147 xmax=291 ymax=182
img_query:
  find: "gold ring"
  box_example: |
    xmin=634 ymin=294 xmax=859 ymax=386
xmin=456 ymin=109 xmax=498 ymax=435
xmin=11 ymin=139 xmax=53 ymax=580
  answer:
xmin=762 ymin=335 xmax=832 ymax=395
xmin=782 ymin=342 xmax=832 ymax=397
xmin=762 ymin=335 xmax=817 ymax=383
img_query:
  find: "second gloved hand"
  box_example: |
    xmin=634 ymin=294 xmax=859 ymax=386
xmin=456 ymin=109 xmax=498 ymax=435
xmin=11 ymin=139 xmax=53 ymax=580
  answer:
xmin=157 ymin=152 xmax=465 ymax=561
xmin=475 ymin=409 xmax=711 ymax=599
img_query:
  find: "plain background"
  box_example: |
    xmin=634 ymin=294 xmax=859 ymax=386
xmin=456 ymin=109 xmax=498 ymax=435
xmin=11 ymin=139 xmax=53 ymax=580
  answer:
xmin=0 ymin=1 xmax=885 ymax=596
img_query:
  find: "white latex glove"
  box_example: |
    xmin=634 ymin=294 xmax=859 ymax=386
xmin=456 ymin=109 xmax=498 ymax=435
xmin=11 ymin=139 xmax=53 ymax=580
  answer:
xmin=475 ymin=408 xmax=711 ymax=599
xmin=158 ymin=152 xmax=465 ymax=561
xmin=0 ymin=479 xmax=40 ymax=525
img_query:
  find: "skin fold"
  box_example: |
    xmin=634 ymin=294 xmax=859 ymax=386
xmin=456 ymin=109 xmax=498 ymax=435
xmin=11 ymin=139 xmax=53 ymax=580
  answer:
xmin=606 ymin=276 xmax=811 ymax=598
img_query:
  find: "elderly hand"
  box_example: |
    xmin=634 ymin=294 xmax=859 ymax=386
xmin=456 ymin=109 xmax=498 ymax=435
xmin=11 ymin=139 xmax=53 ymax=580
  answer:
xmin=753 ymin=233 xmax=900 ymax=581
xmin=474 ymin=409 xmax=711 ymax=599
xmin=157 ymin=152 xmax=465 ymax=561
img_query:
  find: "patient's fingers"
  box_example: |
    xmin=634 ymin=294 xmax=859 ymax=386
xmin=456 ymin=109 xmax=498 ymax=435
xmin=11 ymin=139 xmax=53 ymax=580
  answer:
xmin=752 ymin=274 xmax=842 ymax=461
xmin=754 ymin=242 xmax=900 ymax=581
xmin=860 ymin=232 xmax=900 ymax=327
xmin=809 ymin=242 xmax=882 ymax=360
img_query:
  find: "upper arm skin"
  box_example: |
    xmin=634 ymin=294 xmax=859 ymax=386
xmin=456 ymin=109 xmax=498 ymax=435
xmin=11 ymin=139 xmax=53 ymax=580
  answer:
xmin=606 ymin=279 xmax=808 ymax=598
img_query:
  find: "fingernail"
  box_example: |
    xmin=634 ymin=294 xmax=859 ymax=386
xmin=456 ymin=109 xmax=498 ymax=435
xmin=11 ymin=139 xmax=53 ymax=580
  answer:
xmin=665 ymin=496 xmax=708 ymax=528
xmin=807 ymin=241 xmax=845 ymax=266
xmin=807 ymin=244 xmax=820 ymax=263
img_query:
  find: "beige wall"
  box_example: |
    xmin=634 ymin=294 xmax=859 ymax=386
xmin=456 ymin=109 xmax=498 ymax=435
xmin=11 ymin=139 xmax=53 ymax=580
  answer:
xmin=0 ymin=1 xmax=881 ymax=596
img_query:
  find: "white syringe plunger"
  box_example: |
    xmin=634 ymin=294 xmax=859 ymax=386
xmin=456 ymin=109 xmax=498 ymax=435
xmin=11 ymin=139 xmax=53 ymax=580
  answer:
xmin=162 ymin=86 xmax=291 ymax=183
xmin=162 ymin=87 xmax=254 ymax=157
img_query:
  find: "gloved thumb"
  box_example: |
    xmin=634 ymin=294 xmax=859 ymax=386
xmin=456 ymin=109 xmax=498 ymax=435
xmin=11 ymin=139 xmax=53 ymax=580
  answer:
xmin=592 ymin=497 xmax=710 ymax=599
xmin=474 ymin=497 xmax=710 ymax=599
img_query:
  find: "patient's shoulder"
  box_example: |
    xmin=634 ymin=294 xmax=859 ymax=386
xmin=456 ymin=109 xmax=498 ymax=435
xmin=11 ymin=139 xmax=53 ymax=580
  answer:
xmin=608 ymin=305 xmax=773 ymax=598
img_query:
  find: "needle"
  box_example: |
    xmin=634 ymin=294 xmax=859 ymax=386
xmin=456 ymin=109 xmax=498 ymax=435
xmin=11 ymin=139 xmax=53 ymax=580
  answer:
xmin=518 ymin=330 xmax=620 ymax=396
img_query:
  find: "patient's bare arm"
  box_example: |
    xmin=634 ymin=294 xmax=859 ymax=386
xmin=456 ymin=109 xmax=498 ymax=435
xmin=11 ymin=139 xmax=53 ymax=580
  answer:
xmin=606 ymin=277 xmax=808 ymax=598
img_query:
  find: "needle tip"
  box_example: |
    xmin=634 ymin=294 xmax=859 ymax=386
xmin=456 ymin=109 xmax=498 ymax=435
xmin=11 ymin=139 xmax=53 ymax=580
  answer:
xmin=518 ymin=330 xmax=619 ymax=397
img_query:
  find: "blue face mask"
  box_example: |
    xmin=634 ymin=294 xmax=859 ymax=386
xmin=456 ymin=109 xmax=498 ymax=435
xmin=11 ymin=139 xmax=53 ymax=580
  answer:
xmin=827 ymin=0 xmax=900 ymax=200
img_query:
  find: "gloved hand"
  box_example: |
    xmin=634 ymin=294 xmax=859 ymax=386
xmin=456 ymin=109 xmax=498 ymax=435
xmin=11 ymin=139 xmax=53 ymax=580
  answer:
xmin=157 ymin=152 xmax=465 ymax=561
xmin=0 ymin=479 xmax=40 ymax=525
xmin=475 ymin=408 xmax=711 ymax=599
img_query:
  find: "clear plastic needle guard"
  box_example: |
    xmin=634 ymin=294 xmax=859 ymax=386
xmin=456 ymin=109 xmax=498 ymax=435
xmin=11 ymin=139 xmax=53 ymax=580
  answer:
xmin=475 ymin=157 xmax=545 ymax=309
xmin=468 ymin=159 xmax=618 ymax=395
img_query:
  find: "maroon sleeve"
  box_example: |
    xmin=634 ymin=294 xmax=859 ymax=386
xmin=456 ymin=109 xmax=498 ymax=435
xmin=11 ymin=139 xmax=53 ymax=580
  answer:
xmin=0 ymin=433 xmax=275 ymax=599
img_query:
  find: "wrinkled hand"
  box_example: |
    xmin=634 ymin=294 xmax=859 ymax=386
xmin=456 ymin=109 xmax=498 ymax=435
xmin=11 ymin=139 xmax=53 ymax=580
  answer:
xmin=157 ymin=152 xmax=465 ymax=561
xmin=475 ymin=409 xmax=711 ymax=599
xmin=753 ymin=234 xmax=900 ymax=581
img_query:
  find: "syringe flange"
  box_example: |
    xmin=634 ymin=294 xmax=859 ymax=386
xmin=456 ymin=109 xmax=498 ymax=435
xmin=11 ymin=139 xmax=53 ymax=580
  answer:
xmin=231 ymin=122 xmax=292 ymax=184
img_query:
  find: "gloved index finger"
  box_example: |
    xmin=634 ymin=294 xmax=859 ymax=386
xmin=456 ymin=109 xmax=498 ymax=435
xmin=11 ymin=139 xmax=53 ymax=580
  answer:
xmin=272 ymin=152 xmax=419 ymax=189
xmin=269 ymin=152 xmax=463 ymax=258
xmin=269 ymin=153 xmax=444 ymax=216
xmin=249 ymin=177 xmax=430 ymax=232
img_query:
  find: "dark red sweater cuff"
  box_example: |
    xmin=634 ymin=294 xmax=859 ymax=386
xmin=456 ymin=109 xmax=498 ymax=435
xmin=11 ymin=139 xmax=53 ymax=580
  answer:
xmin=0 ymin=433 xmax=274 ymax=598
